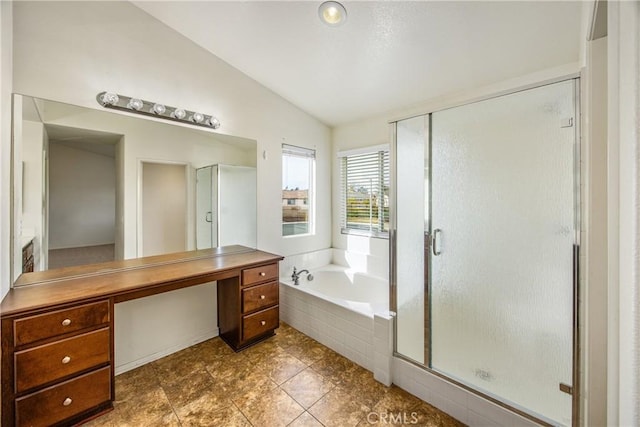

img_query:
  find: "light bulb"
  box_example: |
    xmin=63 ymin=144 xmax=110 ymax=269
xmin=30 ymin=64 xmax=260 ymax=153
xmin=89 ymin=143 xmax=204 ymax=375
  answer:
xmin=151 ymin=103 xmax=166 ymax=115
xmin=191 ymin=112 xmax=205 ymax=123
xmin=101 ymin=92 xmax=119 ymax=106
xmin=127 ymin=98 xmax=144 ymax=111
xmin=172 ymin=108 xmax=187 ymax=120
xmin=319 ymin=1 xmax=347 ymax=26
xmin=208 ymin=116 xmax=221 ymax=129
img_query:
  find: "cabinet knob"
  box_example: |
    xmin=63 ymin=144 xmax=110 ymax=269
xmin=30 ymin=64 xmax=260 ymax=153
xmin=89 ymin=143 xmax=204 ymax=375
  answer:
xmin=63 ymin=397 xmax=72 ymax=406
xmin=61 ymin=318 xmax=72 ymax=326
xmin=62 ymin=356 xmax=71 ymax=364
xmin=259 ymin=272 xmax=266 ymax=277
xmin=260 ymin=320 xmax=266 ymax=326
xmin=260 ymin=295 xmax=266 ymax=300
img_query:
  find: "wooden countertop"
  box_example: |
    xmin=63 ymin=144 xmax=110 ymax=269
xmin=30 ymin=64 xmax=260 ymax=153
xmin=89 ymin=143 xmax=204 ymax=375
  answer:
xmin=1 ymin=245 xmax=283 ymax=317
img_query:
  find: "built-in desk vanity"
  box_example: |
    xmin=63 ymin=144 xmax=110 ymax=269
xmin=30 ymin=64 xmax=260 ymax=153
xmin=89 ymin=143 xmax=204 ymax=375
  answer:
xmin=0 ymin=245 xmax=283 ymax=427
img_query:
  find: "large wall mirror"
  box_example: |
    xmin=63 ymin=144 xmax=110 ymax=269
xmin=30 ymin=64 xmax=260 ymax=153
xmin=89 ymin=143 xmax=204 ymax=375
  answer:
xmin=11 ymin=94 xmax=257 ymax=285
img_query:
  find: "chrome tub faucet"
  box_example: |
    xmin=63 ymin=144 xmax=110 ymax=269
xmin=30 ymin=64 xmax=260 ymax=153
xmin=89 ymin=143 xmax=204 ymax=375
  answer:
xmin=291 ymin=267 xmax=310 ymax=286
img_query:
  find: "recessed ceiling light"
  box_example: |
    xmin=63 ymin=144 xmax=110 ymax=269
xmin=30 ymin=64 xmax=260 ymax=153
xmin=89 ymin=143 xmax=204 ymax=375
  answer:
xmin=319 ymin=1 xmax=347 ymax=27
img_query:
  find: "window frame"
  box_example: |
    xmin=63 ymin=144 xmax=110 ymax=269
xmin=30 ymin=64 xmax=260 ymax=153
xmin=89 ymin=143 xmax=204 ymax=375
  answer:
xmin=281 ymin=144 xmax=316 ymax=238
xmin=338 ymin=144 xmax=390 ymax=239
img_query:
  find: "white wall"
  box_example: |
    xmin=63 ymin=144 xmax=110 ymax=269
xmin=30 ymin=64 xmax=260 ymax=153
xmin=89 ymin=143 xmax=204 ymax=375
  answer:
xmin=10 ymin=1 xmax=331 ymax=372
xmin=141 ymin=162 xmax=186 ymax=257
xmin=21 ymin=120 xmax=45 ymax=268
xmin=607 ymin=2 xmax=640 ymax=424
xmin=583 ymin=35 xmax=607 ymax=427
xmin=49 ymin=142 xmax=116 ymax=250
xmin=1 ymin=0 xmax=13 ymax=299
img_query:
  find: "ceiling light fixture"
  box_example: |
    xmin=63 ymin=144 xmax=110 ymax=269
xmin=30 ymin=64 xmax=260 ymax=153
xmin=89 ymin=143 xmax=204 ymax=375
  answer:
xmin=96 ymin=92 xmax=221 ymax=130
xmin=319 ymin=1 xmax=347 ymax=27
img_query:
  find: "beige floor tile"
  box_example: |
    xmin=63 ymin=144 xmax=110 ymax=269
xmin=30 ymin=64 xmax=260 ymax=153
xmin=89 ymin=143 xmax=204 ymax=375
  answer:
xmin=191 ymin=337 xmax=240 ymax=364
xmin=281 ymin=367 xmax=335 ymax=408
xmin=173 ymin=387 xmax=236 ymax=424
xmin=178 ymin=402 xmax=251 ymax=427
xmin=110 ymin=387 xmax=176 ymax=427
xmin=273 ymin=323 xmax=310 ymax=349
xmin=161 ymin=367 xmax=217 ymax=409
xmin=207 ymin=356 xmax=277 ymax=398
xmin=234 ymin=386 xmax=305 ymax=427
xmin=284 ymin=336 xmax=334 ymax=365
xmin=309 ymin=386 xmax=371 ymax=427
xmin=114 ymin=364 xmax=160 ymax=403
xmin=86 ymin=323 xmax=465 ymax=427
xmin=288 ymin=411 xmax=325 ymax=427
xmin=152 ymin=347 xmax=205 ymax=387
xmin=260 ymin=351 xmax=308 ymax=384
xmin=310 ymin=350 xmax=358 ymax=384
xmin=338 ymin=364 xmax=390 ymax=408
xmin=243 ymin=337 xmax=287 ymax=362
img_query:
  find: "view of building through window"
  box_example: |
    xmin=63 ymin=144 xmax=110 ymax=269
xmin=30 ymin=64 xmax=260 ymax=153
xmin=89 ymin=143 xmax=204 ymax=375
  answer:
xmin=282 ymin=145 xmax=315 ymax=236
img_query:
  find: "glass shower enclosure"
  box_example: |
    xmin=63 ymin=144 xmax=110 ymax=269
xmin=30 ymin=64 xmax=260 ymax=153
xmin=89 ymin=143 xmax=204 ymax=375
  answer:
xmin=392 ymin=80 xmax=579 ymax=426
xmin=196 ymin=164 xmax=257 ymax=249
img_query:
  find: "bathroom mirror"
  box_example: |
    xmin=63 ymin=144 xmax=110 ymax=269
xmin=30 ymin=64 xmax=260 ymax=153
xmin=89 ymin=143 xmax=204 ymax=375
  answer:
xmin=11 ymin=94 xmax=257 ymax=285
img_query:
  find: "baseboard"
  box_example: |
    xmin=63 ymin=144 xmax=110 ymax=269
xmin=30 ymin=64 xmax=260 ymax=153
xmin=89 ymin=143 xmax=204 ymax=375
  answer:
xmin=114 ymin=327 xmax=219 ymax=375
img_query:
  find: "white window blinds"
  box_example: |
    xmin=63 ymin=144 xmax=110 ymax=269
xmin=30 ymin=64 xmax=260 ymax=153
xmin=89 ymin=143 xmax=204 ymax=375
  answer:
xmin=339 ymin=146 xmax=390 ymax=237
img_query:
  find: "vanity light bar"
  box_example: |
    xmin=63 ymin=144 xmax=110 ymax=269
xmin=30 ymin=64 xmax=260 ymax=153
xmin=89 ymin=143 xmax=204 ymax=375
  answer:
xmin=96 ymin=92 xmax=221 ymax=130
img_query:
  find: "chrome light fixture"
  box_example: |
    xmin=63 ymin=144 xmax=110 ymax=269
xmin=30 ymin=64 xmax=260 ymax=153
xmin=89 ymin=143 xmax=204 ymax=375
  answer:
xmin=151 ymin=103 xmax=166 ymax=115
xmin=96 ymin=92 xmax=221 ymax=130
xmin=100 ymin=92 xmax=119 ymax=106
xmin=319 ymin=1 xmax=347 ymax=26
xmin=127 ymin=98 xmax=144 ymax=111
xmin=191 ymin=112 xmax=205 ymax=124
xmin=172 ymin=108 xmax=187 ymax=120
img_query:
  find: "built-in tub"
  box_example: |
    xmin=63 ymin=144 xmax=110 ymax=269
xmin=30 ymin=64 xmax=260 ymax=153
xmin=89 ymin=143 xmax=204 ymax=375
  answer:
xmin=279 ymin=264 xmax=389 ymax=371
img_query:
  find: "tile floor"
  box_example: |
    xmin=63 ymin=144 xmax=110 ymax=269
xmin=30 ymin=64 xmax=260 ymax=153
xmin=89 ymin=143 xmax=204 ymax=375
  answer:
xmin=84 ymin=322 xmax=464 ymax=427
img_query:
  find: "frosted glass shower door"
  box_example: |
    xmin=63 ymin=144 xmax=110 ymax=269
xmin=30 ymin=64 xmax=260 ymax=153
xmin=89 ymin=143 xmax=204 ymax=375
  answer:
xmin=394 ymin=115 xmax=428 ymax=364
xmin=430 ymin=80 xmax=576 ymax=425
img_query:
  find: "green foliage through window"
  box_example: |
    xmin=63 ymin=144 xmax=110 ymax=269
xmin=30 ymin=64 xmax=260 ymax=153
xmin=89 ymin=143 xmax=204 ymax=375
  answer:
xmin=340 ymin=149 xmax=389 ymax=237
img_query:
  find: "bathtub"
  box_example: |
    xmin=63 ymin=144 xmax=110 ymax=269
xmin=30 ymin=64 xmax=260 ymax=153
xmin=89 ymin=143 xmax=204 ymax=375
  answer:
xmin=279 ymin=264 xmax=389 ymax=371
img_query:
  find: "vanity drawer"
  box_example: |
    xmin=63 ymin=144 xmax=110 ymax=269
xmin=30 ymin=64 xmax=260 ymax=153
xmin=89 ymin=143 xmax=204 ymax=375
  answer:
xmin=14 ymin=300 xmax=110 ymax=347
xmin=15 ymin=366 xmax=111 ymax=427
xmin=242 ymin=281 xmax=279 ymax=314
xmin=15 ymin=328 xmax=110 ymax=393
xmin=242 ymin=263 xmax=278 ymax=286
xmin=242 ymin=305 xmax=279 ymax=341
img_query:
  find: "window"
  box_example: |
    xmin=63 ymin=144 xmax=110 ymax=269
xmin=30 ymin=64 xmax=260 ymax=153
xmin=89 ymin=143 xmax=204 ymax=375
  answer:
xmin=339 ymin=145 xmax=390 ymax=237
xmin=282 ymin=144 xmax=315 ymax=236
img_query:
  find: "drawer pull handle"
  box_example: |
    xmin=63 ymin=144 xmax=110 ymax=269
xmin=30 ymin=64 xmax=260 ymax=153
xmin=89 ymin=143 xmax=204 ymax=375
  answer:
xmin=260 ymin=295 xmax=266 ymax=300
xmin=261 ymin=320 xmax=266 ymax=326
xmin=63 ymin=397 xmax=72 ymax=406
xmin=62 ymin=356 xmax=71 ymax=364
xmin=259 ymin=272 xmax=266 ymax=277
xmin=61 ymin=318 xmax=72 ymax=326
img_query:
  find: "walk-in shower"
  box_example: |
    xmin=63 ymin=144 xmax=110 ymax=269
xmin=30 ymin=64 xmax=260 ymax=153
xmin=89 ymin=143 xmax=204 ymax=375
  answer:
xmin=391 ymin=79 xmax=580 ymax=426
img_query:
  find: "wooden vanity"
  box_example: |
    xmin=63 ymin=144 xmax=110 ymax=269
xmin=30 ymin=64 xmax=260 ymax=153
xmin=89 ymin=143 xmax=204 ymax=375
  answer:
xmin=0 ymin=245 xmax=283 ymax=427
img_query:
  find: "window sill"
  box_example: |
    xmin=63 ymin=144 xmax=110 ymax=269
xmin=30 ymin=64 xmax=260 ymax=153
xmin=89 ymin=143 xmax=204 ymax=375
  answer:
xmin=340 ymin=228 xmax=389 ymax=239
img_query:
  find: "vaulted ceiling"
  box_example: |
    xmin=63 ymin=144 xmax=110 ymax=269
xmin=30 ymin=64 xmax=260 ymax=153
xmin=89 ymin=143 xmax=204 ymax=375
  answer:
xmin=134 ymin=1 xmax=585 ymax=126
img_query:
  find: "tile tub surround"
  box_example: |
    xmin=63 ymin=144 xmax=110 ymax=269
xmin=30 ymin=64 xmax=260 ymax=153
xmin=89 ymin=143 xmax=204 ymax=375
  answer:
xmin=279 ymin=269 xmax=392 ymax=376
xmin=84 ymin=322 xmax=463 ymax=427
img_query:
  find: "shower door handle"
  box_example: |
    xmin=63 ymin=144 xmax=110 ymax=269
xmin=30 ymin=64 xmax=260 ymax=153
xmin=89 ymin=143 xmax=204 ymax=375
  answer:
xmin=205 ymin=211 xmax=213 ymax=223
xmin=432 ymin=229 xmax=442 ymax=256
